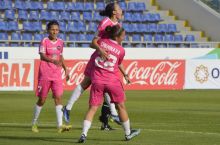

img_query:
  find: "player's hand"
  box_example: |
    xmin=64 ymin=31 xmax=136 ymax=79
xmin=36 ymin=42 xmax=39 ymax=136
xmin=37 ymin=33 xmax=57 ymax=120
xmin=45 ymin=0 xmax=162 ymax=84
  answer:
xmin=124 ymin=75 xmax=131 ymax=84
xmin=99 ymin=49 xmax=109 ymax=60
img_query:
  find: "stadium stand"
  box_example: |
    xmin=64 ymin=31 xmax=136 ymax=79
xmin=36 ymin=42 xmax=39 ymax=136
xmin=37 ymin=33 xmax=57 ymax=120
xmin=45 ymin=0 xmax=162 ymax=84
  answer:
xmin=0 ymin=0 xmax=215 ymax=48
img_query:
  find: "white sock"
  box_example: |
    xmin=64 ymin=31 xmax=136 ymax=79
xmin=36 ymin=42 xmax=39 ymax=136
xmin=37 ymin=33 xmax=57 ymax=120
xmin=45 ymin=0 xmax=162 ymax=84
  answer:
xmin=32 ymin=105 xmax=42 ymax=125
xmin=104 ymin=93 xmax=118 ymax=116
xmin=122 ymin=119 xmax=131 ymax=136
xmin=66 ymin=85 xmax=84 ymax=110
xmin=82 ymin=120 xmax=91 ymax=136
xmin=56 ymin=105 xmax=63 ymax=128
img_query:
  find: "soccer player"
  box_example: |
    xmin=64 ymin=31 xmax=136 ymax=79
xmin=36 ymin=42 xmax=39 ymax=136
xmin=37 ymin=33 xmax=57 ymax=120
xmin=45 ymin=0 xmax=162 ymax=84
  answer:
xmin=63 ymin=2 xmax=127 ymax=130
xmin=78 ymin=25 xmax=141 ymax=143
xmin=31 ymin=20 xmax=71 ymax=133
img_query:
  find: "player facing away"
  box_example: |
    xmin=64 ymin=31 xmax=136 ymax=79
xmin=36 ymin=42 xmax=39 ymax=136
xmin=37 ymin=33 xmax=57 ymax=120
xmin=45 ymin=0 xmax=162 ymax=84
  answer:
xmin=78 ymin=25 xmax=141 ymax=143
xmin=63 ymin=2 xmax=128 ymax=130
xmin=31 ymin=20 xmax=71 ymax=133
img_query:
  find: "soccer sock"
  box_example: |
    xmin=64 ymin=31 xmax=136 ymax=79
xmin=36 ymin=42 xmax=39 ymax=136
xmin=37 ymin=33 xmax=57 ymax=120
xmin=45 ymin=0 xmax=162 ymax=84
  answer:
xmin=100 ymin=102 xmax=110 ymax=125
xmin=122 ymin=119 xmax=131 ymax=136
xmin=82 ymin=120 xmax=91 ymax=136
xmin=66 ymin=85 xmax=84 ymax=110
xmin=104 ymin=93 xmax=118 ymax=116
xmin=32 ymin=104 xmax=42 ymax=125
xmin=55 ymin=105 xmax=63 ymax=128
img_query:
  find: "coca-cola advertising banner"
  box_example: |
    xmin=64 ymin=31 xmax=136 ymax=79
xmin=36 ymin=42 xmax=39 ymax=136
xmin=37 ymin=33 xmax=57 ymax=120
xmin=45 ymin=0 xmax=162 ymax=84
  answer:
xmin=0 ymin=60 xmax=34 ymax=91
xmin=34 ymin=59 xmax=185 ymax=90
xmin=185 ymin=60 xmax=220 ymax=89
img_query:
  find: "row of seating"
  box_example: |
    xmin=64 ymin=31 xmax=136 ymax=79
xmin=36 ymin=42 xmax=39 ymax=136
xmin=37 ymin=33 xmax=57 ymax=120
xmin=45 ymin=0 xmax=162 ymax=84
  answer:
xmin=0 ymin=32 xmax=195 ymax=42
xmin=0 ymin=1 xmax=146 ymax=12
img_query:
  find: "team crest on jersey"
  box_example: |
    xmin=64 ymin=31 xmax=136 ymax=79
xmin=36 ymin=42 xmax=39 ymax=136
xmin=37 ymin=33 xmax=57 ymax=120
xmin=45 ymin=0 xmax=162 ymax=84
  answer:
xmin=57 ymin=46 xmax=61 ymax=50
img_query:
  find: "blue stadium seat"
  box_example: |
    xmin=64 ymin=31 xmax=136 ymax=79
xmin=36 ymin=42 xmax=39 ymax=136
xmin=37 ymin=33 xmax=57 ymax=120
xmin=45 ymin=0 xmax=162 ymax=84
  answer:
xmin=66 ymin=2 xmax=75 ymax=11
xmin=154 ymin=34 xmax=163 ymax=42
xmin=154 ymin=13 xmax=162 ymax=22
xmin=8 ymin=21 xmax=19 ymax=31
xmin=33 ymin=21 xmax=42 ymax=32
xmin=83 ymin=12 xmax=93 ymax=21
xmin=47 ymin=2 xmax=55 ymax=10
xmin=32 ymin=1 xmax=44 ymax=10
xmin=81 ymin=44 xmax=90 ymax=47
xmin=71 ymin=12 xmax=81 ymax=21
xmin=124 ymin=12 xmax=133 ymax=22
xmin=142 ymin=13 xmax=154 ymax=22
xmin=34 ymin=33 xmax=43 ymax=41
xmin=88 ymin=22 xmax=97 ymax=32
xmin=59 ymin=21 xmax=66 ymax=32
xmin=22 ymin=33 xmax=32 ymax=40
xmin=75 ymin=2 xmax=84 ymax=11
xmin=86 ymin=34 xmax=94 ymax=41
xmin=123 ymin=23 xmax=130 ymax=33
xmin=50 ymin=11 xmax=60 ymax=21
xmin=0 ymin=32 xmax=8 ymax=40
xmin=78 ymin=34 xmax=86 ymax=41
xmin=23 ymin=21 xmax=33 ymax=32
xmin=136 ymin=2 xmax=146 ymax=11
xmin=132 ymin=34 xmax=142 ymax=41
xmin=124 ymin=35 xmax=129 ymax=41
xmin=40 ymin=10 xmax=50 ymax=21
xmin=18 ymin=10 xmax=28 ymax=20
xmin=119 ymin=2 xmax=127 ymax=11
xmin=78 ymin=21 xmax=86 ymax=32
xmin=58 ymin=33 xmax=67 ymax=41
xmin=157 ymin=24 xmax=168 ymax=33
xmin=96 ymin=2 xmax=105 ymax=11
xmin=60 ymin=11 xmax=70 ymax=21
xmin=11 ymin=32 xmax=21 ymax=41
xmin=69 ymin=33 xmax=77 ymax=41
xmin=55 ymin=2 xmax=65 ymax=11
xmin=67 ymin=23 xmax=79 ymax=33
xmin=93 ymin=12 xmax=103 ymax=21
xmin=0 ymin=0 xmax=12 ymax=10
xmin=164 ymin=34 xmax=174 ymax=42
xmin=5 ymin=10 xmax=15 ymax=20
xmin=29 ymin=11 xmax=39 ymax=20
xmin=128 ymin=2 xmax=136 ymax=11
xmin=174 ymin=35 xmax=183 ymax=42
xmin=144 ymin=34 xmax=153 ymax=41
xmin=148 ymin=24 xmax=157 ymax=33
xmin=24 ymin=1 xmax=33 ymax=10
xmin=84 ymin=3 xmax=94 ymax=11
xmin=132 ymin=13 xmax=142 ymax=22
xmin=131 ymin=23 xmax=139 ymax=33
xmin=168 ymin=24 xmax=177 ymax=33
xmin=14 ymin=0 xmax=24 ymax=9
xmin=185 ymin=34 xmax=195 ymax=42
xmin=139 ymin=24 xmax=148 ymax=33
xmin=0 ymin=21 xmax=8 ymax=31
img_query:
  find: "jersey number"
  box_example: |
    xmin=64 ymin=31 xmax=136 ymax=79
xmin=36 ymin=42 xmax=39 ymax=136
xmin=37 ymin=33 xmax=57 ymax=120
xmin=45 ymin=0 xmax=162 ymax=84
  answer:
xmin=95 ymin=54 xmax=117 ymax=71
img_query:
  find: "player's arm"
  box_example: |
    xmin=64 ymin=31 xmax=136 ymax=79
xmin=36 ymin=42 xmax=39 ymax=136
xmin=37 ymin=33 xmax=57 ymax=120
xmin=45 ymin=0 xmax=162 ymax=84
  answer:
xmin=60 ymin=55 xmax=69 ymax=81
xmin=118 ymin=64 xmax=131 ymax=84
xmin=90 ymin=37 xmax=108 ymax=60
xmin=40 ymin=53 xmax=61 ymax=66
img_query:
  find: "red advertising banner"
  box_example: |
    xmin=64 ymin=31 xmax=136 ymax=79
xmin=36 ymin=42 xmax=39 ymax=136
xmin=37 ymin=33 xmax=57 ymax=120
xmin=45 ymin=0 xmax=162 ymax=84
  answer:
xmin=34 ymin=59 xmax=185 ymax=90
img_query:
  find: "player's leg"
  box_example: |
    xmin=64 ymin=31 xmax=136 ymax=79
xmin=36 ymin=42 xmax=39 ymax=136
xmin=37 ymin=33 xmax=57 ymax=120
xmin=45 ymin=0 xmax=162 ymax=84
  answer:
xmin=63 ymin=76 xmax=91 ymax=123
xmin=32 ymin=80 xmax=50 ymax=133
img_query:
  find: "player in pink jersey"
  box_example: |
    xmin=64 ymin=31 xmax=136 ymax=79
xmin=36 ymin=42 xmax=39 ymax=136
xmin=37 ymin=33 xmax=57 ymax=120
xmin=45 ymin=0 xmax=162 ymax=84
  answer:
xmin=63 ymin=2 xmax=129 ymax=130
xmin=78 ymin=25 xmax=140 ymax=143
xmin=31 ymin=20 xmax=71 ymax=133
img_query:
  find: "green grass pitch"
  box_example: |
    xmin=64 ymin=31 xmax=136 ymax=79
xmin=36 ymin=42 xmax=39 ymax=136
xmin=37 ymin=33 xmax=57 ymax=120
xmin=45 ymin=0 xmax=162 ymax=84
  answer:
xmin=0 ymin=90 xmax=220 ymax=145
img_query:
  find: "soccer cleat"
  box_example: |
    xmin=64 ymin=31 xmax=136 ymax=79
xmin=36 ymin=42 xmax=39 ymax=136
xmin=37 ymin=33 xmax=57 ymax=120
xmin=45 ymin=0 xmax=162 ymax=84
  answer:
xmin=101 ymin=124 xmax=114 ymax=131
xmin=62 ymin=106 xmax=70 ymax=123
xmin=110 ymin=115 xmax=121 ymax=125
xmin=125 ymin=129 xmax=141 ymax=141
xmin=57 ymin=125 xmax=72 ymax=133
xmin=32 ymin=124 xmax=39 ymax=133
xmin=78 ymin=134 xmax=86 ymax=143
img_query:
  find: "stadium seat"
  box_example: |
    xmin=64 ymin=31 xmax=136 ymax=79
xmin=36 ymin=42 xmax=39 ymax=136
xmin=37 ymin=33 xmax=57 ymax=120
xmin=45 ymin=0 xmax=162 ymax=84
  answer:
xmin=148 ymin=23 xmax=157 ymax=33
xmin=5 ymin=10 xmax=15 ymax=20
xmin=75 ymin=2 xmax=84 ymax=11
xmin=78 ymin=34 xmax=86 ymax=41
xmin=168 ymin=24 xmax=178 ymax=33
xmin=185 ymin=34 xmax=195 ymax=42
xmin=34 ymin=33 xmax=43 ymax=41
xmin=69 ymin=33 xmax=77 ymax=41
xmin=88 ymin=22 xmax=97 ymax=32
xmin=66 ymin=2 xmax=75 ymax=11
xmin=24 ymin=1 xmax=33 ymax=10
xmin=132 ymin=13 xmax=142 ymax=22
xmin=164 ymin=34 xmax=174 ymax=42
xmin=128 ymin=2 xmax=136 ymax=11
xmin=96 ymin=2 xmax=105 ymax=11
xmin=142 ymin=13 xmax=154 ymax=22
xmin=0 ymin=32 xmax=8 ymax=40
xmin=136 ymin=2 xmax=146 ymax=11
xmin=22 ymin=33 xmax=32 ymax=40
xmin=71 ymin=12 xmax=81 ymax=21
xmin=55 ymin=2 xmax=65 ymax=11
xmin=40 ymin=10 xmax=50 ymax=21
xmin=60 ymin=11 xmax=70 ymax=21
xmin=144 ymin=34 xmax=153 ymax=41
xmin=132 ymin=34 xmax=142 ymax=41
xmin=157 ymin=24 xmax=168 ymax=33
xmin=23 ymin=21 xmax=33 ymax=32
xmin=77 ymin=21 xmax=86 ymax=32
xmin=154 ymin=13 xmax=162 ymax=22
xmin=29 ymin=11 xmax=39 ymax=20
xmin=58 ymin=33 xmax=67 ymax=41
xmin=83 ymin=12 xmax=93 ymax=21
xmin=33 ymin=21 xmax=42 ymax=32
xmin=119 ymin=1 xmax=127 ymax=11
xmin=67 ymin=23 xmax=79 ymax=33
xmin=124 ymin=35 xmax=130 ymax=41
xmin=50 ymin=11 xmax=60 ymax=21
xmin=131 ymin=23 xmax=139 ymax=33
xmin=93 ymin=12 xmax=103 ymax=21
xmin=86 ymin=34 xmax=94 ymax=41
xmin=0 ymin=21 xmax=8 ymax=31
xmin=47 ymin=2 xmax=55 ymax=10
xmin=81 ymin=44 xmax=90 ymax=47
xmin=174 ymin=34 xmax=183 ymax=42
xmin=14 ymin=0 xmax=24 ymax=9
xmin=154 ymin=34 xmax=163 ymax=42
xmin=18 ymin=10 xmax=28 ymax=20
xmin=139 ymin=24 xmax=148 ymax=33
xmin=11 ymin=32 xmax=21 ymax=47
xmin=59 ymin=21 xmax=66 ymax=32
xmin=84 ymin=3 xmax=94 ymax=11
xmin=31 ymin=1 xmax=44 ymax=10
xmin=124 ymin=12 xmax=133 ymax=22
xmin=7 ymin=21 xmax=19 ymax=31
xmin=0 ymin=0 xmax=12 ymax=10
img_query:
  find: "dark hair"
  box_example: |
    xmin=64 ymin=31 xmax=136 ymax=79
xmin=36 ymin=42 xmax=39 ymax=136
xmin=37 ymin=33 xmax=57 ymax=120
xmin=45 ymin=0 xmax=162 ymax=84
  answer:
xmin=105 ymin=25 xmax=125 ymax=40
xmin=46 ymin=20 xmax=59 ymax=31
xmin=99 ymin=3 xmax=115 ymax=18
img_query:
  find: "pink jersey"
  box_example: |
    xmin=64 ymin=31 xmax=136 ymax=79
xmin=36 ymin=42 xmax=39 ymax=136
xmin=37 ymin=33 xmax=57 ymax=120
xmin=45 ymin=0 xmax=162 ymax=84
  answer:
xmin=97 ymin=17 xmax=120 ymax=39
xmin=91 ymin=39 xmax=125 ymax=85
xmin=38 ymin=37 xmax=64 ymax=81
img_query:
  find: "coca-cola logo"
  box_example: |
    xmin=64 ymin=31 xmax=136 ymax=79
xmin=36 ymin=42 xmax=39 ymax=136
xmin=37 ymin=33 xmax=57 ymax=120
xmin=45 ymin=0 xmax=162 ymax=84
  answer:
xmin=61 ymin=61 xmax=87 ymax=86
xmin=125 ymin=61 xmax=182 ymax=86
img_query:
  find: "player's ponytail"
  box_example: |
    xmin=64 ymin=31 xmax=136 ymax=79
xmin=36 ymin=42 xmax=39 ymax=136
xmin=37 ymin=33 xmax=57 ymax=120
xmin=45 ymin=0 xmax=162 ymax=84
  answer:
xmin=99 ymin=3 xmax=115 ymax=18
xmin=105 ymin=25 xmax=124 ymax=40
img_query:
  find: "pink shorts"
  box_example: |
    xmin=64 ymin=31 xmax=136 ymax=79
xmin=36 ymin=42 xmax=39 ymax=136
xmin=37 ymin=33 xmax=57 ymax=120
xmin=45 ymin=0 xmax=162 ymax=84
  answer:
xmin=89 ymin=82 xmax=125 ymax=106
xmin=84 ymin=59 xmax=93 ymax=77
xmin=36 ymin=80 xmax=63 ymax=98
